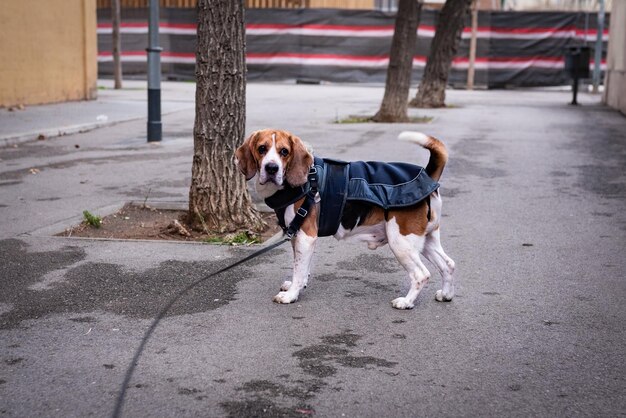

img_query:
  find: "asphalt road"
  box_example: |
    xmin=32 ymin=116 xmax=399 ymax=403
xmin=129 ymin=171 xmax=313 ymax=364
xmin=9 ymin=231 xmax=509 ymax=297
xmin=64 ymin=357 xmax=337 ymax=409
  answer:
xmin=0 ymin=83 xmax=625 ymax=417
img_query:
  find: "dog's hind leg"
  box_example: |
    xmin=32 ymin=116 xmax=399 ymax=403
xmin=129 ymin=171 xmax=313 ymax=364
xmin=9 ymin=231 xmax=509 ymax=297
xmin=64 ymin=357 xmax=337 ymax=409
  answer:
xmin=385 ymin=219 xmax=430 ymax=310
xmin=423 ymin=227 xmax=455 ymax=302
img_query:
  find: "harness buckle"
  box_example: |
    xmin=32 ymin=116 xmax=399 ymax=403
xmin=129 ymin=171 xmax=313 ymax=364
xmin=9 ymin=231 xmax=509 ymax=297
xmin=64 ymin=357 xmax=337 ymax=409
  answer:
xmin=285 ymin=229 xmax=295 ymax=240
xmin=297 ymin=207 xmax=308 ymax=217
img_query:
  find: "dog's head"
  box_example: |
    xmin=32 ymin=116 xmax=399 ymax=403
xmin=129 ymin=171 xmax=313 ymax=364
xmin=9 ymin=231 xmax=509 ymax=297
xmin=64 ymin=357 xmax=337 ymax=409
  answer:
xmin=235 ymin=129 xmax=313 ymax=187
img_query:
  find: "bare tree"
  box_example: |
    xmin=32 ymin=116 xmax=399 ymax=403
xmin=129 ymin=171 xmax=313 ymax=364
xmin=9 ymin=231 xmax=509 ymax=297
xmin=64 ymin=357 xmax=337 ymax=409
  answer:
xmin=189 ymin=0 xmax=265 ymax=233
xmin=112 ymin=0 xmax=122 ymax=89
xmin=372 ymin=0 xmax=422 ymax=122
xmin=410 ymin=0 xmax=472 ymax=108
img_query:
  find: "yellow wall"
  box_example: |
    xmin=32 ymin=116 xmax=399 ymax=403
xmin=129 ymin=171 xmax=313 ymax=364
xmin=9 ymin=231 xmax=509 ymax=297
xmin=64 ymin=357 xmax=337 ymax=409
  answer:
xmin=603 ymin=1 xmax=626 ymax=115
xmin=0 ymin=0 xmax=97 ymax=107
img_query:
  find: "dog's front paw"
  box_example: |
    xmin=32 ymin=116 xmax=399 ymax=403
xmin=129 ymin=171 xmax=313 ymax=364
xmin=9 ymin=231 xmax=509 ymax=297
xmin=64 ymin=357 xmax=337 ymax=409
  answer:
xmin=273 ymin=291 xmax=298 ymax=304
xmin=280 ymin=279 xmax=308 ymax=291
xmin=435 ymin=289 xmax=454 ymax=302
xmin=391 ymin=297 xmax=414 ymax=310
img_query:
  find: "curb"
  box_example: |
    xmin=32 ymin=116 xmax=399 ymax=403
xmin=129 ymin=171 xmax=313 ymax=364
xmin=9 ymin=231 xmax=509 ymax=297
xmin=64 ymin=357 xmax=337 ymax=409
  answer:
xmin=0 ymin=103 xmax=194 ymax=147
xmin=0 ymin=117 xmax=143 ymax=147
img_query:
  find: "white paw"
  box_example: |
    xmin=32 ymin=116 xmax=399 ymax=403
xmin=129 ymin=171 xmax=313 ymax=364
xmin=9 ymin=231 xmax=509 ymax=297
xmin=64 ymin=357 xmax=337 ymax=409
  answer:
xmin=280 ymin=281 xmax=292 ymax=291
xmin=391 ymin=297 xmax=414 ymax=310
xmin=435 ymin=290 xmax=454 ymax=302
xmin=273 ymin=291 xmax=298 ymax=304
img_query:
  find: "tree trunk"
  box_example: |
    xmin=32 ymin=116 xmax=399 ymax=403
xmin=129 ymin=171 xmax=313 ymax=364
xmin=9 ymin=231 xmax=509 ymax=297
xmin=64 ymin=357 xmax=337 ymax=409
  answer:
xmin=409 ymin=0 xmax=471 ymax=108
xmin=372 ymin=0 xmax=422 ymax=123
xmin=112 ymin=0 xmax=122 ymax=89
xmin=189 ymin=0 xmax=265 ymax=233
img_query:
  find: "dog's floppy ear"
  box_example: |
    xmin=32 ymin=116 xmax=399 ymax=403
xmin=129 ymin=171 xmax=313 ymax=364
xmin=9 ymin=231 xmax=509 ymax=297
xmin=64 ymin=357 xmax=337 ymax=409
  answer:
xmin=235 ymin=132 xmax=259 ymax=180
xmin=286 ymin=134 xmax=313 ymax=187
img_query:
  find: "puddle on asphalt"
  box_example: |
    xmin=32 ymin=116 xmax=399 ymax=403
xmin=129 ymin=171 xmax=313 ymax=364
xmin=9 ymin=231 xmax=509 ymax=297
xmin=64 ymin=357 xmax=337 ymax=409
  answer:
xmin=0 ymin=238 xmax=269 ymax=329
xmin=218 ymin=330 xmax=396 ymax=417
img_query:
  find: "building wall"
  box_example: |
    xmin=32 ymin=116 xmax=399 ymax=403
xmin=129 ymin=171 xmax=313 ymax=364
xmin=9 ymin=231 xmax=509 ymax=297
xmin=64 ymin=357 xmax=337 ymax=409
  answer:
xmin=603 ymin=0 xmax=625 ymax=115
xmin=0 ymin=0 xmax=98 ymax=107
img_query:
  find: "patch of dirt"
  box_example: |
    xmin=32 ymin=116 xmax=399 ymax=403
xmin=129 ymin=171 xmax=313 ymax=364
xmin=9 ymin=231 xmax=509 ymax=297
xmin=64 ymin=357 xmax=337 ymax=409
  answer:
xmin=57 ymin=203 xmax=281 ymax=243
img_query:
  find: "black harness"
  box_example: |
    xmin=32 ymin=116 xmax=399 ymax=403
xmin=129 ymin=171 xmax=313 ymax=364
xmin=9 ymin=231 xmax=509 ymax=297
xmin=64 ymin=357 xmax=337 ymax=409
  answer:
xmin=264 ymin=163 xmax=321 ymax=240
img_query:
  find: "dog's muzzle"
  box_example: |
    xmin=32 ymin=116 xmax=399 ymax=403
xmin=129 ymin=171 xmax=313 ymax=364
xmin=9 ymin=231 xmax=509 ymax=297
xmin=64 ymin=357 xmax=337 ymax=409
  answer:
xmin=265 ymin=162 xmax=279 ymax=175
xmin=260 ymin=162 xmax=282 ymax=185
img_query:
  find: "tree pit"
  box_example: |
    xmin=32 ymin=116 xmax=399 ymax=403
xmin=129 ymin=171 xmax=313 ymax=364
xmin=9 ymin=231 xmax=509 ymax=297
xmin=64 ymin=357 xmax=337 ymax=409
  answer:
xmin=57 ymin=203 xmax=281 ymax=244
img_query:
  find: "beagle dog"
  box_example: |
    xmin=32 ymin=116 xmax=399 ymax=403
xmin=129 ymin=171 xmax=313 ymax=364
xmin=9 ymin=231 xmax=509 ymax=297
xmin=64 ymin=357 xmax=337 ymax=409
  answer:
xmin=235 ymin=129 xmax=455 ymax=309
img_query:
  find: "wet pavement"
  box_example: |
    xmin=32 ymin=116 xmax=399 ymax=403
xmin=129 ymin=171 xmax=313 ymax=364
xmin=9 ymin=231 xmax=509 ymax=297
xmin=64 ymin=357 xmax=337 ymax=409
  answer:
xmin=0 ymin=82 xmax=625 ymax=417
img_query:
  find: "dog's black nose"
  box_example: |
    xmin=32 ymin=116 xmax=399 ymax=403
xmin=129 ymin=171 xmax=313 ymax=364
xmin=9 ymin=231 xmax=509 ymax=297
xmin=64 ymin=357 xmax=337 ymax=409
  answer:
xmin=265 ymin=163 xmax=279 ymax=175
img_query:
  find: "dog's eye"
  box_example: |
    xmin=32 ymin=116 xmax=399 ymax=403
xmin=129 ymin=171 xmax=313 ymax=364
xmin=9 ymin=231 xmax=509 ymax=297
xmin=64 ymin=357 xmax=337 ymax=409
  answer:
xmin=258 ymin=145 xmax=267 ymax=154
xmin=279 ymin=148 xmax=289 ymax=157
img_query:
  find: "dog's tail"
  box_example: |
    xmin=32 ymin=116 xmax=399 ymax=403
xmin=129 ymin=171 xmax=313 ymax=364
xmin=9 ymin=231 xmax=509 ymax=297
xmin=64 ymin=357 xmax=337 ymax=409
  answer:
xmin=398 ymin=131 xmax=448 ymax=182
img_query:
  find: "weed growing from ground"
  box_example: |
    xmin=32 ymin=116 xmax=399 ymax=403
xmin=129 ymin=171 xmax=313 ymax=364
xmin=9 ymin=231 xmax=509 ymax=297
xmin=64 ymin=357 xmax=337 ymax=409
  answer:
xmin=204 ymin=231 xmax=260 ymax=246
xmin=82 ymin=210 xmax=102 ymax=228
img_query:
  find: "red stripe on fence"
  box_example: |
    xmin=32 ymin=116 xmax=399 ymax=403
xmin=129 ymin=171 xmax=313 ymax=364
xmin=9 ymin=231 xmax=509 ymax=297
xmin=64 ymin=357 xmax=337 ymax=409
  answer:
xmin=96 ymin=22 xmax=609 ymax=40
xmin=98 ymin=22 xmax=148 ymax=28
xmin=247 ymin=52 xmax=388 ymax=61
xmin=247 ymin=23 xmax=394 ymax=31
xmin=98 ymin=50 xmax=606 ymax=68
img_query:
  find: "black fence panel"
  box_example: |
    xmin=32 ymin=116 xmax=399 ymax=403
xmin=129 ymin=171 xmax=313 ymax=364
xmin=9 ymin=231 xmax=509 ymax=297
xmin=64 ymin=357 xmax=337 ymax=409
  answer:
xmin=97 ymin=7 xmax=609 ymax=88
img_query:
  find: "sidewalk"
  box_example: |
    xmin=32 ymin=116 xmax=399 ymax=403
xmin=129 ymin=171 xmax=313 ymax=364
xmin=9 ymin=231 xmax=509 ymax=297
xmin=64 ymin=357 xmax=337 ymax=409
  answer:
xmin=0 ymin=82 xmax=625 ymax=417
xmin=0 ymin=79 xmax=195 ymax=146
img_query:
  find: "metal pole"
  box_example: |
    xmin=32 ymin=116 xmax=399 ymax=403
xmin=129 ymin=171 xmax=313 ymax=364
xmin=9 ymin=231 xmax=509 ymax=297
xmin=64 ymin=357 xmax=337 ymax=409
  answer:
xmin=112 ymin=0 xmax=122 ymax=89
xmin=571 ymin=64 xmax=579 ymax=105
xmin=467 ymin=0 xmax=478 ymax=90
xmin=147 ymin=0 xmax=162 ymax=142
xmin=592 ymin=0 xmax=605 ymax=93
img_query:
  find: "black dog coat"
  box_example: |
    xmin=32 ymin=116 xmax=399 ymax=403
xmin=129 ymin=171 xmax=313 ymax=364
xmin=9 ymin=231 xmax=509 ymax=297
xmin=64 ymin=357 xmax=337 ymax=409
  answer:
xmin=265 ymin=156 xmax=439 ymax=237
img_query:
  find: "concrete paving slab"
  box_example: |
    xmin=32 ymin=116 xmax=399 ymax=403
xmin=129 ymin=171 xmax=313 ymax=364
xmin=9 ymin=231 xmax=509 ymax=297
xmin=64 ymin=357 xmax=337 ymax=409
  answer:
xmin=0 ymin=82 xmax=625 ymax=417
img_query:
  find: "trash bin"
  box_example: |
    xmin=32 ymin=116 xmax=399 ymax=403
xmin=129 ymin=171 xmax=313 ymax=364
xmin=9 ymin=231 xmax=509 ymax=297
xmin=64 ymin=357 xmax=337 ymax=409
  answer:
xmin=564 ymin=46 xmax=590 ymax=105
xmin=564 ymin=46 xmax=591 ymax=79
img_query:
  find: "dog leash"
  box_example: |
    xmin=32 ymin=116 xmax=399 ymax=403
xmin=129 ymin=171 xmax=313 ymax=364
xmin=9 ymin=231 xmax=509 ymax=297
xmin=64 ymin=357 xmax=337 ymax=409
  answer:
xmin=112 ymin=178 xmax=319 ymax=417
xmin=111 ymin=236 xmax=289 ymax=417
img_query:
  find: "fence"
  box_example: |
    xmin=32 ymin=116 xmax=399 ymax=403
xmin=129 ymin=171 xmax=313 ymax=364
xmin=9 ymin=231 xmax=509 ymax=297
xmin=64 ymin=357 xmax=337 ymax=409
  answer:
xmin=97 ymin=0 xmax=196 ymax=8
xmin=96 ymin=1 xmax=366 ymax=8
xmin=96 ymin=7 xmax=609 ymax=88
